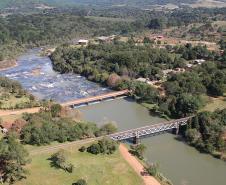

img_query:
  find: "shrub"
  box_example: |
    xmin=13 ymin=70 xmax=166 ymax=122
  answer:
xmin=72 ymin=179 xmax=87 ymax=185
xmin=87 ymin=143 xmax=101 ymax=155
xmin=129 ymin=144 xmax=147 ymax=159
xmin=146 ymin=163 xmax=159 ymax=177
xmin=49 ymin=150 xmax=74 ymax=173
xmin=79 ymin=146 xmax=86 ymax=152
xmin=87 ymin=138 xmax=118 ymax=155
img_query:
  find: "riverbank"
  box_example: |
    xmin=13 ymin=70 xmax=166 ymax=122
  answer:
xmin=0 ymin=60 xmax=17 ymax=71
xmin=119 ymin=144 xmax=160 ymax=185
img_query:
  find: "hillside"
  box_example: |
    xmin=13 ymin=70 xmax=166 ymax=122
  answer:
xmin=0 ymin=0 xmax=198 ymax=10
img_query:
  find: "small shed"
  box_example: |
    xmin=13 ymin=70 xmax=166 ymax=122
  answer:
xmin=96 ymin=36 xmax=111 ymax=43
xmin=78 ymin=39 xmax=89 ymax=46
xmin=194 ymin=59 xmax=205 ymax=65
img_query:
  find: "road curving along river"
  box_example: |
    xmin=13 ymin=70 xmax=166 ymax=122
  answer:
xmin=1 ymin=49 xmax=226 ymax=185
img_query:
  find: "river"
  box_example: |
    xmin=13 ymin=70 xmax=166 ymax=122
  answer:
xmin=79 ymin=99 xmax=226 ymax=185
xmin=1 ymin=49 xmax=226 ymax=185
xmin=0 ymin=48 xmax=110 ymax=103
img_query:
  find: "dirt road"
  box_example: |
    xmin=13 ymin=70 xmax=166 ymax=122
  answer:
xmin=119 ymin=144 xmax=160 ymax=185
xmin=0 ymin=107 xmax=40 ymax=117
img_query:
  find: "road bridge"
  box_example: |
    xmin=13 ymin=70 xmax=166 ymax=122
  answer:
xmin=0 ymin=90 xmax=130 ymax=117
xmin=61 ymin=89 xmax=130 ymax=108
xmin=109 ymin=117 xmax=192 ymax=143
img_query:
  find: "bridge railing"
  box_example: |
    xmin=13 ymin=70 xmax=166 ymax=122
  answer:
xmin=109 ymin=116 xmax=193 ymax=141
xmin=61 ymin=89 xmax=130 ymax=107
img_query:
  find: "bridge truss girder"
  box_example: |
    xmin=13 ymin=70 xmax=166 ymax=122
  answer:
xmin=109 ymin=119 xmax=189 ymax=141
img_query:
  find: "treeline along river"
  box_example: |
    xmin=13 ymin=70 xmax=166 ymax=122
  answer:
xmin=1 ymin=49 xmax=226 ymax=185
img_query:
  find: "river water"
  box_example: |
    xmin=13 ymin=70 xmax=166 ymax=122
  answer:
xmin=1 ymin=49 xmax=226 ymax=185
xmin=79 ymin=99 xmax=226 ymax=185
xmin=0 ymin=48 xmax=110 ymax=103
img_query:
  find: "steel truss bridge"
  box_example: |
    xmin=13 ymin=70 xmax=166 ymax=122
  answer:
xmin=109 ymin=117 xmax=192 ymax=143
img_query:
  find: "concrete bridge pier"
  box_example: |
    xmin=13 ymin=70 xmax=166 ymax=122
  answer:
xmin=173 ymin=124 xmax=180 ymax=135
xmin=133 ymin=132 xmax=140 ymax=144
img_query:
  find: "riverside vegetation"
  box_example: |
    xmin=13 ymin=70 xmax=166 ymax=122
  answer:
xmin=0 ymin=77 xmax=39 ymax=109
xmin=0 ymin=104 xmax=123 ymax=184
xmin=51 ymin=40 xmax=226 ymax=158
xmin=1 ymin=2 xmax=226 ymax=184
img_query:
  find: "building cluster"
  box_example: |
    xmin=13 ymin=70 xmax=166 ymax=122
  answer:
xmin=136 ymin=58 xmax=207 ymax=88
xmin=77 ymin=35 xmax=117 ymax=46
xmin=186 ymin=59 xmax=206 ymax=68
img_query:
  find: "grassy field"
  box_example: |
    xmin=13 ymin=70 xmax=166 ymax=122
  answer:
xmin=201 ymin=96 xmax=226 ymax=112
xmin=0 ymin=95 xmax=31 ymax=109
xmin=189 ymin=0 xmax=226 ymax=8
xmin=14 ymin=143 xmax=143 ymax=185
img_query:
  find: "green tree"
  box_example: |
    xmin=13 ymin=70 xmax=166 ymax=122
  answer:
xmin=98 ymin=137 xmax=118 ymax=155
xmin=87 ymin=143 xmax=101 ymax=155
xmin=50 ymin=150 xmax=74 ymax=173
xmin=146 ymin=163 xmax=159 ymax=177
xmin=130 ymin=144 xmax=147 ymax=159
xmin=0 ymin=134 xmax=30 ymax=184
xmin=50 ymin=104 xmax=62 ymax=117
xmin=87 ymin=138 xmax=118 ymax=155
xmin=72 ymin=179 xmax=87 ymax=185
xmin=98 ymin=123 xmax=117 ymax=135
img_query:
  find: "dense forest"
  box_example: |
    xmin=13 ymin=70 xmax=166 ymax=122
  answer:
xmin=0 ymin=5 xmax=226 ymax=59
xmin=184 ymin=109 xmax=226 ymax=159
xmin=51 ymin=42 xmax=186 ymax=81
xmin=0 ymin=0 xmax=198 ymax=9
xmin=0 ymin=12 xmax=139 ymax=60
xmin=51 ymin=41 xmax=226 ymax=119
xmin=20 ymin=104 xmax=117 ymax=145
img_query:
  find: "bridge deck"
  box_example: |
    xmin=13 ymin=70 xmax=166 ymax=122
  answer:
xmin=109 ymin=117 xmax=192 ymax=141
xmin=61 ymin=90 xmax=129 ymax=107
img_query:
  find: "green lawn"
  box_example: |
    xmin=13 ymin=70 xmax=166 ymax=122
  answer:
xmin=14 ymin=143 xmax=143 ymax=185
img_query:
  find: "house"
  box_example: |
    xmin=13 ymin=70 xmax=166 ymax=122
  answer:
xmin=194 ymin=59 xmax=206 ymax=65
xmin=78 ymin=39 xmax=89 ymax=46
xmin=136 ymin=77 xmax=148 ymax=83
xmin=162 ymin=69 xmax=174 ymax=77
xmin=156 ymin=35 xmax=164 ymax=39
xmin=175 ymin=68 xmax=186 ymax=72
xmin=97 ymin=35 xmax=117 ymax=43
xmin=186 ymin=63 xmax=193 ymax=68
xmin=96 ymin=36 xmax=111 ymax=43
xmin=220 ymin=50 xmax=224 ymax=55
xmin=0 ymin=122 xmax=12 ymax=133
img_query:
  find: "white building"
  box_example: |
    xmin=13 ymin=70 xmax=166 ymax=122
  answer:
xmin=78 ymin=39 xmax=89 ymax=46
xmin=194 ymin=59 xmax=206 ymax=65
